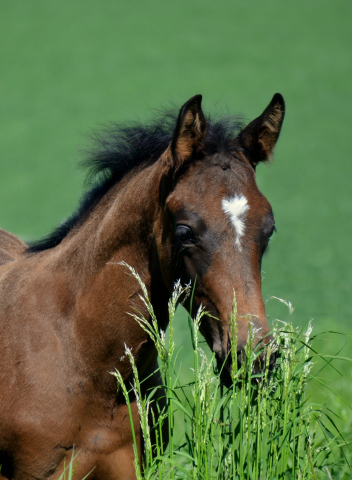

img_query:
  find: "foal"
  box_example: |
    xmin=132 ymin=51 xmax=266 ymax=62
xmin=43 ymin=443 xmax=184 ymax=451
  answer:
xmin=0 ymin=93 xmax=284 ymax=479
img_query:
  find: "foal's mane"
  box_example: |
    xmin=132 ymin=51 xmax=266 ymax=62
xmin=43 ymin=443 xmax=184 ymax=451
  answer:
xmin=28 ymin=111 xmax=243 ymax=253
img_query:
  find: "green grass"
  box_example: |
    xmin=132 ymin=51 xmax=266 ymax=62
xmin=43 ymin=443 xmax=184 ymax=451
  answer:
xmin=111 ymin=273 xmax=352 ymax=479
xmin=0 ymin=0 xmax=351 ymax=470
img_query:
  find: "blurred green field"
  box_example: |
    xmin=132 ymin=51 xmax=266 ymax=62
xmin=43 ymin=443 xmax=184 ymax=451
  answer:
xmin=1 ymin=0 xmax=351 ymax=427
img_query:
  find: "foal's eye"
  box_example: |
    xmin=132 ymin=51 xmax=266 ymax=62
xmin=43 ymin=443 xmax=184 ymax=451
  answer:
xmin=175 ymin=225 xmax=195 ymax=244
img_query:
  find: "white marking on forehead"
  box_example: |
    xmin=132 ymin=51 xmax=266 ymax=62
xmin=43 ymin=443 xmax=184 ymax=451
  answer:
xmin=222 ymin=194 xmax=250 ymax=249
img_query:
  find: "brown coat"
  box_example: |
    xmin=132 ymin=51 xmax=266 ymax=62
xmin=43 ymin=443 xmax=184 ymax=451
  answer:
xmin=0 ymin=94 xmax=285 ymax=479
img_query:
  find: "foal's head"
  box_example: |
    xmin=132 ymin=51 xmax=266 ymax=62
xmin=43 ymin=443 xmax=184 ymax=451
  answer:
xmin=155 ymin=94 xmax=285 ymax=385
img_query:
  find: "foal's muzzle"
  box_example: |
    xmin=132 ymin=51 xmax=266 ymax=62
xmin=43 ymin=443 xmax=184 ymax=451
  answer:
xmin=216 ymin=342 xmax=277 ymax=388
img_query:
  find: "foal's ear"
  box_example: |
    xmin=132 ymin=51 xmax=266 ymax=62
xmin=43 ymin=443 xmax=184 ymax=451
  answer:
xmin=237 ymin=93 xmax=285 ymax=168
xmin=169 ymin=95 xmax=206 ymax=169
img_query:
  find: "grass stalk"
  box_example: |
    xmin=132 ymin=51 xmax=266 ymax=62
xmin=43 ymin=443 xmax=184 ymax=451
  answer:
xmin=108 ymin=270 xmax=352 ymax=480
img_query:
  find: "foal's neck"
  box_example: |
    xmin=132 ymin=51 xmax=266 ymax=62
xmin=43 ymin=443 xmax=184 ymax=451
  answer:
xmin=60 ymin=164 xmax=160 ymax=276
xmin=53 ymin=162 xmax=169 ymax=380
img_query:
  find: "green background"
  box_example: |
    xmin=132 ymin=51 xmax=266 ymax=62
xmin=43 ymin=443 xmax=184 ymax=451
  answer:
xmin=1 ymin=1 xmax=351 ymax=407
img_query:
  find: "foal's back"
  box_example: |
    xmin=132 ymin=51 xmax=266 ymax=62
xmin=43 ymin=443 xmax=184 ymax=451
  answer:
xmin=0 ymin=229 xmax=26 ymax=266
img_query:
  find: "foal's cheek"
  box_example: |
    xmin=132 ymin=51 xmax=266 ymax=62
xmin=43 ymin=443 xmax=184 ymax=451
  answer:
xmin=179 ymin=254 xmax=197 ymax=282
xmin=154 ymin=231 xmax=177 ymax=292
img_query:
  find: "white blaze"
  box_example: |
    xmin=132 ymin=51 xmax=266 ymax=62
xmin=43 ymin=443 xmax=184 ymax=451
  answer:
xmin=222 ymin=194 xmax=250 ymax=249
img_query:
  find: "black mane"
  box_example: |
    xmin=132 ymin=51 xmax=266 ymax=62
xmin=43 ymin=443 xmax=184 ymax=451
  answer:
xmin=28 ymin=111 xmax=243 ymax=253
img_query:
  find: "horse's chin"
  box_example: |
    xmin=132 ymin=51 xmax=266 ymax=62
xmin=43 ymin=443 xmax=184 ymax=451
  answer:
xmin=217 ymin=348 xmax=277 ymax=389
xmin=219 ymin=366 xmax=233 ymax=388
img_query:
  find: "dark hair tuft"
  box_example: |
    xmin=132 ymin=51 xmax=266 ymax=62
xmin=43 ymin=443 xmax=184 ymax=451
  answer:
xmin=28 ymin=110 xmax=244 ymax=253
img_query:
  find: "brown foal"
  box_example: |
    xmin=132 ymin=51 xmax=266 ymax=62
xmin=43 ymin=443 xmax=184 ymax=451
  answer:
xmin=0 ymin=93 xmax=285 ymax=479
